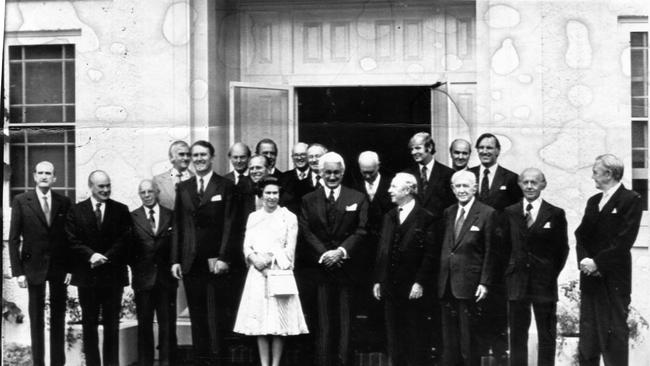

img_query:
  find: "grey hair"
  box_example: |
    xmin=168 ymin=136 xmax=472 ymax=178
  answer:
xmin=393 ymin=172 xmax=418 ymax=196
xmin=595 ymin=154 xmax=624 ymax=181
xmin=358 ymin=151 xmax=380 ymax=165
xmin=318 ymin=152 xmax=346 ymax=172
xmin=451 ymin=170 xmax=477 ymax=187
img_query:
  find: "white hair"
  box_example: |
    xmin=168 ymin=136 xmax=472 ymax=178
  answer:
xmin=318 ymin=152 xmax=346 ymax=171
xmin=451 ymin=170 xmax=477 ymax=187
xmin=358 ymin=151 xmax=380 ymax=165
xmin=393 ymin=172 xmax=418 ymax=196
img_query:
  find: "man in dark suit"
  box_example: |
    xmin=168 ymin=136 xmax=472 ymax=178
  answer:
xmin=66 ymin=170 xmax=132 ymax=366
xmin=170 ymin=140 xmax=236 ymax=366
xmin=130 ymin=179 xmax=178 ymax=366
xmin=280 ymin=142 xmax=313 ymax=214
xmin=299 ymin=151 xmax=369 ymax=366
xmin=449 ymin=139 xmax=472 ymax=171
xmin=373 ymin=172 xmax=436 ymax=366
xmin=575 ymin=154 xmax=643 ymax=366
xmin=403 ymin=132 xmax=453 ymax=357
xmin=438 ymin=170 xmax=497 ymax=366
xmin=256 ymin=138 xmax=283 ymax=178
xmin=153 ymin=140 xmax=193 ymax=210
xmin=9 ymin=161 xmax=71 ymax=366
xmin=224 ymin=142 xmax=251 ymax=185
xmin=469 ymin=133 xmax=522 ymax=363
xmin=503 ymin=168 xmax=569 ymax=366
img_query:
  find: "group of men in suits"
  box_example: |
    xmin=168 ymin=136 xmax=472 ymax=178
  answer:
xmin=7 ymin=130 xmax=643 ymax=366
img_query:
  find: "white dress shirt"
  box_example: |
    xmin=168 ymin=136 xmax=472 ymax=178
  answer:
xmin=324 ymin=185 xmax=341 ymax=201
xmin=90 ymin=197 xmax=106 ymax=222
xmin=522 ymin=197 xmax=542 ymax=223
xmin=456 ymin=197 xmax=475 ymax=222
xmin=419 ymin=159 xmax=435 ymax=181
xmin=479 ymin=164 xmax=499 ymax=193
xmin=599 ymin=182 xmax=622 ymax=211
xmin=196 ymin=171 xmax=214 ymax=193
xmin=398 ymin=198 xmax=416 ymax=224
xmin=232 ymin=169 xmax=249 ymax=185
xmin=36 ymin=189 xmax=52 ymax=219
xmin=171 ymin=168 xmax=192 ymax=184
xmin=311 ymin=171 xmax=321 ymax=187
xmin=365 ymin=173 xmax=381 ymax=201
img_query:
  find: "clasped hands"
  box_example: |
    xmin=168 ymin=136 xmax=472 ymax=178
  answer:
xmin=249 ymin=252 xmax=273 ymax=272
xmin=318 ymin=248 xmax=345 ymax=268
xmin=89 ymin=253 xmax=109 ymax=268
xmin=579 ymin=258 xmax=601 ymax=277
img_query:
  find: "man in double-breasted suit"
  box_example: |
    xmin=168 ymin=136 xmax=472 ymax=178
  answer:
xmin=373 ymin=173 xmax=436 ymax=366
xmin=299 ymin=152 xmax=368 ymax=366
xmin=438 ymin=170 xmax=497 ymax=366
xmin=130 ymin=179 xmax=178 ymax=366
xmin=66 ymin=170 xmax=132 ymax=366
xmin=9 ymin=161 xmax=71 ymax=366
xmin=280 ymin=142 xmax=313 ymax=214
xmin=469 ymin=133 xmax=522 ymax=363
xmin=503 ymin=168 xmax=568 ymax=366
xmin=575 ymin=154 xmax=643 ymax=366
xmin=170 ymin=140 xmax=236 ymax=366
xmin=153 ymin=140 xmax=194 ymax=210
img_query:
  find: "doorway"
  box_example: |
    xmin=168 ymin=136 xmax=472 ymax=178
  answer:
xmin=297 ymin=86 xmax=431 ymax=181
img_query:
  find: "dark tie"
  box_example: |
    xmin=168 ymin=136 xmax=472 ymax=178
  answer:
xmin=315 ymin=175 xmax=322 ymax=189
xmin=420 ymin=165 xmax=428 ymax=192
xmin=174 ymin=173 xmax=182 ymax=185
xmin=236 ymin=174 xmax=244 ymax=187
xmin=480 ymin=168 xmax=490 ymax=199
xmin=326 ymin=189 xmax=337 ymax=226
xmin=454 ymin=207 xmax=465 ymax=240
xmin=525 ymin=203 xmax=534 ymax=228
xmin=149 ymin=208 xmax=156 ymax=232
xmin=95 ymin=202 xmax=102 ymax=229
xmin=198 ymin=177 xmax=205 ymax=197
xmin=42 ymin=196 xmax=51 ymax=226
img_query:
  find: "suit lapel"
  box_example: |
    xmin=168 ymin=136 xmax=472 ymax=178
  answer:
xmin=489 ymin=166 xmax=505 ymax=196
xmin=399 ymin=205 xmax=420 ymax=249
xmin=454 ymin=202 xmax=479 ymax=248
xmin=332 ymin=187 xmax=349 ymax=233
xmin=133 ymin=207 xmax=155 ymax=237
xmin=156 ymin=207 xmax=172 ymax=236
xmin=50 ymin=192 xmax=63 ymax=224
xmin=198 ymin=174 xmax=220 ymax=207
xmin=26 ymin=191 xmax=49 ymax=227
xmin=598 ymin=185 xmax=624 ymax=217
xmin=316 ymin=187 xmax=329 ymax=229
xmin=81 ymin=199 xmax=100 ymax=233
xmin=530 ymin=200 xmax=551 ymax=231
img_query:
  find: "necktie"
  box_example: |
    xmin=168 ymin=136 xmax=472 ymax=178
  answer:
xmin=237 ymin=174 xmax=244 ymax=186
xmin=367 ymin=181 xmax=375 ymax=202
xmin=326 ymin=189 xmax=337 ymax=226
xmin=95 ymin=203 xmax=102 ymax=229
xmin=398 ymin=207 xmax=404 ymax=225
xmin=480 ymin=168 xmax=490 ymax=199
xmin=174 ymin=173 xmax=182 ymax=185
xmin=42 ymin=196 xmax=51 ymax=226
xmin=315 ymin=175 xmax=322 ymax=189
xmin=149 ymin=208 xmax=156 ymax=232
xmin=420 ymin=165 xmax=428 ymax=192
xmin=198 ymin=177 xmax=205 ymax=197
xmin=525 ymin=203 xmax=534 ymax=228
xmin=454 ymin=207 xmax=465 ymax=240
xmin=298 ymin=171 xmax=306 ymax=180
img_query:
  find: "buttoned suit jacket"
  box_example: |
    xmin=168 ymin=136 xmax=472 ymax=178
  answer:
xmin=503 ymin=200 xmax=568 ymax=301
xmin=374 ymin=203 xmax=437 ymax=298
xmin=469 ymin=165 xmax=523 ymax=211
xmin=129 ymin=205 xmax=177 ymax=291
xmin=171 ymin=173 xmax=236 ymax=274
xmin=9 ymin=190 xmax=72 ymax=284
xmin=280 ymin=168 xmax=314 ymax=214
xmin=66 ymin=198 xmax=132 ymax=287
xmin=153 ymin=169 xmax=195 ymax=210
xmin=438 ymin=200 xmax=497 ymax=299
xmin=299 ymin=186 xmax=369 ymax=284
xmin=404 ymin=161 xmax=455 ymax=220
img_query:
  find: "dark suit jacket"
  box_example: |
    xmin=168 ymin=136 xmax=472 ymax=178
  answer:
xmin=503 ymin=200 xmax=568 ymax=301
xmin=469 ymin=165 xmax=523 ymax=211
xmin=171 ymin=173 xmax=236 ymax=274
xmin=9 ymin=190 xmax=72 ymax=284
xmin=299 ymin=186 xmax=369 ymax=284
xmin=438 ymin=200 xmax=497 ymax=299
xmin=280 ymin=168 xmax=314 ymax=214
xmin=66 ymin=198 xmax=132 ymax=287
xmin=575 ymin=184 xmax=643 ymax=297
xmin=269 ymin=168 xmax=283 ymax=179
xmin=404 ymin=161 xmax=455 ymax=219
xmin=352 ymin=172 xmax=394 ymax=240
xmin=374 ymin=203 xmax=437 ymax=298
xmin=129 ymin=205 xmax=177 ymax=291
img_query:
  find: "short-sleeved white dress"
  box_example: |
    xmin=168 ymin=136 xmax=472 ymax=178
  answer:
xmin=233 ymin=206 xmax=309 ymax=336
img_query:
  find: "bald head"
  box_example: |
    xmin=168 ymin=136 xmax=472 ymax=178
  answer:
xmin=449 ymin=139 xmax=471 ymax=170
xmin=291 ymin=142 xmax=309 ymax=171
xmin=228 ymin=142 xmax=251 ymax=173
xmin=33 ymin=161 xmax=56 ymax=193
xmin=138 ymin=179 xmax=159 ymax=208
xmin=518 ymin=168 xmax=547 ymax=202
xmin=88 ymin=170 xmax=111 ymax=202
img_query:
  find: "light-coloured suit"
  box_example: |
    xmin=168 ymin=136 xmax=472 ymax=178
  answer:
xmin=153 ymin=169 xmax=194 ymax=210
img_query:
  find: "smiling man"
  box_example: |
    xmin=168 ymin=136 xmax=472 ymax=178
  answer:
xmin=449 ymin=138 xmax=472 ymax=171
xmin=256 ymin=138 xmax=283 ymax=178
xmin=66 ymin=170 xmax=132 ymax=366
xmin=171 ymin=140 xmax=237 ymax=366
xmin=154 ymin=140 xmax=194 ymax=210
xmin=9 ymin=161 xmax=72 ymax=366
xmin=438 ymin=170 xmax=496 ymax=366
xmin=575 ymin=154 xmax=643 ymax=366
xmin=503 ymin=168 xmax=568 ymax=366
xmin=299 ymin=152 xmax=368 ymax=366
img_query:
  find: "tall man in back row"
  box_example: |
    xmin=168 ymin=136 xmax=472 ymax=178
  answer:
xmin=575 ymin=154 xmax=643 ymax=366
xmin=9 ymin=161 xmax=72 ymax=366
xmin=154 ymin=140 xmax=194 ymax=210
xmin=299 ymin=152 xmax=368 ymax=366
xmin=171 ymin=140 xmax=237 ymax=366
xmin=469 ymin=133 xmax=522 ymax=364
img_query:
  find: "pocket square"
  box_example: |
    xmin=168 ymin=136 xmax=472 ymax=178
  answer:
xmin=543 ymin=222 xmax=551 ymax=229
xmin=499 ymin=185 xmax=507 ymax=190
xmin=612 ymin=208 xmax=617 ymax=214
xmin=211 ymin=194 xmax=222 ymax=202
xmin=345 ymin=204 xmax=358 ymax=211
xmin=470 ymin=225 xmax=480 ymax=231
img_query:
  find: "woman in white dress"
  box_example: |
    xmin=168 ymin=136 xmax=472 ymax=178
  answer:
xmin=233 ymin=177 xmax=309 ymax=366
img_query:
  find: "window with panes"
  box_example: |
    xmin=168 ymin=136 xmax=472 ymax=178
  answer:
xmin=630 ymin=32 xmax=648 ymax=210
xmin=8 ymin=44 xmax=76 ymax=202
